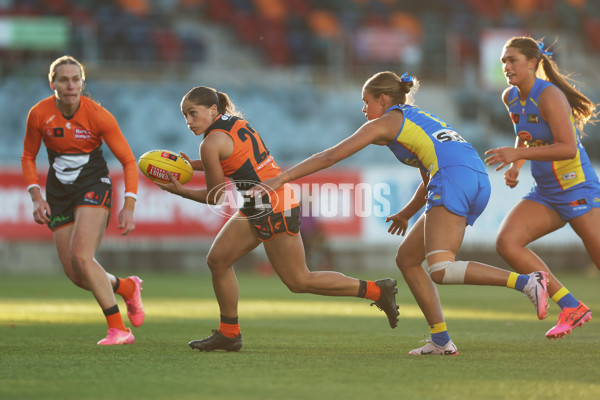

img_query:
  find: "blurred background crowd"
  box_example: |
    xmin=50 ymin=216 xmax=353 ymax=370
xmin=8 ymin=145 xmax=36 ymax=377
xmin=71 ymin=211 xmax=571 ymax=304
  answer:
xmin=1 ymin=0 xmax=600 ymax=166
xmin=1 ymin=0 xmax=600 ymax=272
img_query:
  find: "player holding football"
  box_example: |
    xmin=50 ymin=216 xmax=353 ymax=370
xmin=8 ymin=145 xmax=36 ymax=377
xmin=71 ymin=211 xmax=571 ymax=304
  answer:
xmin=157 ymin=86 xmax=400 ymax=352
xmin=21 ymin=55 xmax=145 ymax=345
xmin=485 ymin=37 xmax=597 ymax=339
xmin=247 ymin=71 xmax=550 ymax=356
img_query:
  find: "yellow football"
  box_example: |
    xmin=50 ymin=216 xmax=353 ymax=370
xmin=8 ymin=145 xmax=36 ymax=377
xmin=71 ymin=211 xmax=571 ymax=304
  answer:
xmin=138 ymin=149 xmax=193 ymax=184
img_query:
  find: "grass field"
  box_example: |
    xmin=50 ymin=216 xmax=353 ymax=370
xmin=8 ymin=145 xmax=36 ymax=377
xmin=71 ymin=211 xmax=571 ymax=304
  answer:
xmin=1 ymin=269 xmax=599 ymax=400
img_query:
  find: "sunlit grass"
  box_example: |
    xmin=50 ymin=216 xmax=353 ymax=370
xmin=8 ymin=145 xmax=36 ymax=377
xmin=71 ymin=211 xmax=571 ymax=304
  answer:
xmin=1 ymin=271 xmax=599 ymax=400
xmin=0 ymin=298 xmax=546 ymax=324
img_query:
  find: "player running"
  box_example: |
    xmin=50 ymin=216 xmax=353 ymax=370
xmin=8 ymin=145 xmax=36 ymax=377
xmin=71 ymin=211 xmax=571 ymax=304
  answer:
xmin=486 ymin=37 xmax=597 ymax=339
xmin=21 ymin=55 xmax=145 ymax=345
xmin=157 ymin=86 xmax=399 ymax=352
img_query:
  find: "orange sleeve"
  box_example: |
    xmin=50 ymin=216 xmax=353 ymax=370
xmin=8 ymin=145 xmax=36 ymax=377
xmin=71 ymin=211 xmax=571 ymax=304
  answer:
xmin=21 ymin=107 xmax=43 ymax=188
xmin=97 ymin=107 xmax=139 ymax=196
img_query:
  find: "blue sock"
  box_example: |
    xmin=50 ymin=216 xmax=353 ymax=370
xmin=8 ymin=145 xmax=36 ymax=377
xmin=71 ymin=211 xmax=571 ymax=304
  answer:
xmin=514 ymin=274 xmax=529 ymax=292
xmin=431 ymin=331 xmax=450 ymax=347
xmin=430 ymin=322 xmax=450 ymax=347
xmin=557 ymin=292 xmax=579 ymax=309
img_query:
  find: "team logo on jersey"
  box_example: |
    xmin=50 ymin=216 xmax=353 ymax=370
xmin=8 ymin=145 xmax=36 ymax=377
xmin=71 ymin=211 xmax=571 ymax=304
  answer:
xmin=562 ymin=172 xmax=577 ymax=181
xmin=53 ymin=127 xmax=64 ymax=137
xmin=526 ymin=114 xmax=539 ymax=123
xmin=510 ymin=113 xmax=520 ymax=124
xmin=517 ymin=131 xmax=532 ymax=141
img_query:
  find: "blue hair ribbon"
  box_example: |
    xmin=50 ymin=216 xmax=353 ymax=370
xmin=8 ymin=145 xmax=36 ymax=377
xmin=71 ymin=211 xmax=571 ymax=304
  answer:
xmin=400 ymin=72 xmax=413 ymax=83
xmin=537 ymin=41 xmax=553 ymax=56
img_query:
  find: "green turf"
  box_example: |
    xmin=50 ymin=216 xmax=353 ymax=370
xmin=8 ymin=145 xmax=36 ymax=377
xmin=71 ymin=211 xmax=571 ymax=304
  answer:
xmin=1 ymin=270 xmax=599 ymax=400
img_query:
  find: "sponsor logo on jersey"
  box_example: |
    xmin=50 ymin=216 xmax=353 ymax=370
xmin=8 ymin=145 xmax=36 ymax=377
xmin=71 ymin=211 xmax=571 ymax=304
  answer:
xmin=101 ymin=177 xmax=111 ymax=185
xmin=526 ymin=114 xmax=539 ymax=123
xmin=431 ymin=194 xmax=441 ymax=200
xmin=562 ymin=172 xmax=577 ymax=181
xmin=510 ymin=113 xmax=520 ymax=124
xmin=65 ymin=122 xmax=72 ymax=129
xmin=74 ymin=128 xmax=92 ymax=139
xmin=593 ymin=197 xmax=600 ymax=203
xmin=517 ymin=131 xmax=532 ymax=141
xmin=53 ymin=127 xmax=64 ymax=137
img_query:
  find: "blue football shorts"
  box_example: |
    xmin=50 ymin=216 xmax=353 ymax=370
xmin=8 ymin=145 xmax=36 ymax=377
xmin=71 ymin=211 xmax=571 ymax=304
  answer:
xmin=425 ymin=165 xmax=491 ymax=226
xmin=524 ymin=181 xmax=600 ymax=221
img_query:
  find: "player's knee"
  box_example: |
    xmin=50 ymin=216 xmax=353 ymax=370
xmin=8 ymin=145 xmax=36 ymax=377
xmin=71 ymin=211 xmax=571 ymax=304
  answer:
xmin=63 ymin=269 xmax=86 ymax=288
xmin=428 ymin=260 xmax=468 ymax=284
xmin=495 ymin=232 xmax=516 ymax=257
xmin=395 ymin=247 xmax=421 ymax=273
xmin=206 ymin=252 xmax=227 ymax=273
xmin=69 ymin=250 xmax=90 ymax=270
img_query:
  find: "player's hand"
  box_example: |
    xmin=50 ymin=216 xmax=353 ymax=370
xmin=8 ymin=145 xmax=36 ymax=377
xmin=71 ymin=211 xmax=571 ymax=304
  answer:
xmin=246 ymin=176 xmax=282 ymax=199
xmin=504 ymin=165 xmax=520 ymax=188
xmin=385 ymin=211 xmax=410 ymax=236
xmin=484 ymin=147 xmax=519 ymax=171
xmin=180 ymin=151 xmax=204 ymax=171
xmin=155 ymin=171 xmax=184 ymax=195
xmin=32 ymin=199 xmax=51 ymax=225
xmin=117 ymin=208 xmax=135 ymax=236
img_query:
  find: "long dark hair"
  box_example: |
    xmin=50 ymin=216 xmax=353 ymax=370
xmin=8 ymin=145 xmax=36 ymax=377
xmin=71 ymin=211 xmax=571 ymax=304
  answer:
xmin=505 ymin=37 xmax=597 ymax=133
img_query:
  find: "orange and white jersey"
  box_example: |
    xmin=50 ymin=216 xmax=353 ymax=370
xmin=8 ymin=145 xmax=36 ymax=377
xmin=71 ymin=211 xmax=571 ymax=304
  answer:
xmin=206 ymin=114 xmax=298 ymax=213
xmin=21 ymin=95 xmax=138 ymax=197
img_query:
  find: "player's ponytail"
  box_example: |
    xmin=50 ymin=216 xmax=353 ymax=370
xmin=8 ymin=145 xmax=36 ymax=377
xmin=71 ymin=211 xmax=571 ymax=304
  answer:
xmin=183 ymin=86 xmax=243 ymax=118
xmin=215 ymin=91 xmax=242 ymax=117
xmin=363 ymin=71 xmax=420 ymax=105
xmin=505 ymin=37 xmax=598 ymax=134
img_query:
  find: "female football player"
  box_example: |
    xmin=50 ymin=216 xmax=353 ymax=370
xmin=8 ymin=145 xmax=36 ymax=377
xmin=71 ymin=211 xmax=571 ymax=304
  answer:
xmin=248 ymin=71 xmax=550 ymax=356
xmin=157 ymin=86 xmax=400 ymax=352
xmin=485 ymin=37 xmax=597 ymax=339
xmin=21 ymin=55 xmax=145 ymax=345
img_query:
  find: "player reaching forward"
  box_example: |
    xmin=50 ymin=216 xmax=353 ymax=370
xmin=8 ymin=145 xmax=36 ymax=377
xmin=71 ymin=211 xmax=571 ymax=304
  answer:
xmin=248 ymin=71 xmax=550 ymax=356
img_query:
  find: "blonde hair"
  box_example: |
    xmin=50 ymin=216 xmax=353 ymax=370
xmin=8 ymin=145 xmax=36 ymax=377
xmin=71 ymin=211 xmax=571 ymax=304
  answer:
xmin=363 ymin=71 xmax=420 ymax=105
xmin=48 ymin=55 xmax=85 ymax=83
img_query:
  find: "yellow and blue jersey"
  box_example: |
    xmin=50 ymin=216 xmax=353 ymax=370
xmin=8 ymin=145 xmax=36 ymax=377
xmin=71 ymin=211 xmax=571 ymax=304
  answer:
xmin=506 ymin=78 xmax=598 ymax=195
xmin=385 ymin=104 xmax=486 ymax=178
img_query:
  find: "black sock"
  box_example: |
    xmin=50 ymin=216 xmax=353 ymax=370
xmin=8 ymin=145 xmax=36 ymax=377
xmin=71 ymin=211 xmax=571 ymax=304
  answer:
xmin=357 ymin=280 xmax=367 ymax=298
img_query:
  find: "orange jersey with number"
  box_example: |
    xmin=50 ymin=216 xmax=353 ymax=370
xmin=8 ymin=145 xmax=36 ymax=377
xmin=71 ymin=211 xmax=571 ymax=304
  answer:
xmin=21 ymin=95 xmax=138 ymax=196
xmin=206 ymin=114 xmax=298 ymax=213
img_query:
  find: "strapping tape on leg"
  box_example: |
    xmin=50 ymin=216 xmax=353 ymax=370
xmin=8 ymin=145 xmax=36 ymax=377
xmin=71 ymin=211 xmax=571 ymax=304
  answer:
xmin=428 ymin=260 xmax=468 ymax=284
